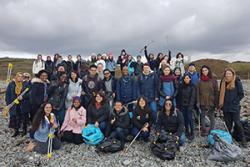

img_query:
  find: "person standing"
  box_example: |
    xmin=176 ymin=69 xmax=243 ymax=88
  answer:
xmin=219 ymin=68 xmax=247 ymax=147
xmin=32 ymin=54 xmax=45 ymax=76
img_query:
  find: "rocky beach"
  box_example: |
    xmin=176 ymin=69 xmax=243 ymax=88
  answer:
xmin=0 ymin=80 xmax=249 ymax=167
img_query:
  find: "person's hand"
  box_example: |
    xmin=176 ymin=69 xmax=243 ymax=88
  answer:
xmin=17 ymin=95 xmax=23 ymax=100
xmin=142 ymin=127 xmax=148 ymax=132
xmin=112 ymin=93 xmax=115 ymax=98
xmin=95 ymin=122 xmax=99 ymax=127
xmin=156 ymin=132 xmax=160 ymax=136
xmin=176 ymin=136 xmax=179 ymax=141
xmin=144 ymin=122 xmax=149 ymax=128
xmin=111 ymin=118 xmax=116 ymax=124
xmin=155 ymin=98 xmax=159 ymax=101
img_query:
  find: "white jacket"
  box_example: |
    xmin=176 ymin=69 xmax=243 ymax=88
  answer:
xmin=32 ymin=60 xmax=45 ymax=75
xmin=65 ymin=78 xmax=82 ymax=109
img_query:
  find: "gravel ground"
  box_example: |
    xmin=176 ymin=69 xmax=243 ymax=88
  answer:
xmin=0 ymin=81 xmax=249 ymax=167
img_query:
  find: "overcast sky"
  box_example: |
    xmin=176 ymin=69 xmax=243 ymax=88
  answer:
xmin=0 ymin=0 xmax=250 ymax=62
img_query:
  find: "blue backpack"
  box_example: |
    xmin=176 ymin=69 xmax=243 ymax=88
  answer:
xmin=208 ymin=129 xmax=232 ymax=145
xmin=82 ymin=124 xmax=104 ymax=145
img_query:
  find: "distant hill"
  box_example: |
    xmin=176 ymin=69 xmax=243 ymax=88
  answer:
xmin=0 ymin=57 xmax=249 ymax=80
xmin=190 ymin=59 xmax=250 ymax=79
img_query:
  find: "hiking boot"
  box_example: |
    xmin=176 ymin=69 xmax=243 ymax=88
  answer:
xmin=12 ymin=129 xmax=19 ymax=137
xmin=241 ymin=137 xmax=248 ymax=148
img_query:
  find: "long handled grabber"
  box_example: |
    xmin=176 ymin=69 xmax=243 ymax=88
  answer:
xmin=2 ymin=87 xmax=29 ymax=119
xmin=47 ymin=114 xmax=55 ymax=159
xmin=124 ymin=123 xmax=148 ymax=153
xmin=198 ymin=107 xmax=201 ymax=137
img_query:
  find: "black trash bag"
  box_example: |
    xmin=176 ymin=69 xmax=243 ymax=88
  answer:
xmin=232 ymin=119 xmax=250 ymax=142
xmin=96 ymin=138 xmax=124 ymax=153
xmin=150 ymin=133 xmax=178 ymax=160
xmin=208 ymin=134 xmax=242 ymax=162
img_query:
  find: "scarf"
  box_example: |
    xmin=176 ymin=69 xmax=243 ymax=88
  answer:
xmin=201 ymin=75 xmax=210 ymax=81
xmin=160 ymin=75 xmax=176 ymax=82
xmin=219 ymin=69 xmax=236 ymax=108
xmin=15 ymin=81 xmax=23 ymax=95
xmin=95 ymin=102 xmax=102 ymax=110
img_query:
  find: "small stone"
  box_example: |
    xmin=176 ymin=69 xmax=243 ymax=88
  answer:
xmin=122 ymin=159 xmax=131 ymax=166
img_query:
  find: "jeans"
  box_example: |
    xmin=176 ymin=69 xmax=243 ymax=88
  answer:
xmin=149 ymin=101 xmax=157 ymax=124
xmin=110 ymin=127 xmax=129 ymax=141
xmin=99 ymin=121 xmax=107 ymax=134
xmin=33 ymin=137 xmax=61 ymax=154
xmin=181 ymin=107 xmax=194 ymax=135
xmin=179 ymin=132 xmax=186 ymax=146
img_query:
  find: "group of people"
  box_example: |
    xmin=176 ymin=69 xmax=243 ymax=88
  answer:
xmin=5 ymin=47 xmax=248 ymax=155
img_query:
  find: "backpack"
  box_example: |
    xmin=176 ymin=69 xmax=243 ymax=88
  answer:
xmin=208 ymin=134 xmax=241 ymax=162
xmin=232 ymin=119 xmax=250 ymax=141
xmin=96 ymin=138 xmax=124 ymax=153
xmin=208 ymin=129 xmax=232 ymax=145
xmin=150 ymin=132 xmax=178 ymax=160
xmin=82 ymin=124 xmax=104 ymax=145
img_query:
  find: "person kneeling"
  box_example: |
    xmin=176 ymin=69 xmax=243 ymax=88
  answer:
xmin=131 ymin=97 xmax=153 ymax=142
xmin=27 ymin=102 xmax=61 ymax=154
xmin=105 ymin=101 xmax=130 ymax=143
xmin=60 ymin=96 xmax=86 ymax=145
xmin=156 ymin=99 xmax=186 ymax=146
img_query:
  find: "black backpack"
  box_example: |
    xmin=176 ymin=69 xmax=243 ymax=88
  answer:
xmin=150 ymin=132 xmax=179 ymax=160
xmin=96 ymin=138 xmax=124 ymax=153
xmin=233 ymin=119 xmax=250 ymax=141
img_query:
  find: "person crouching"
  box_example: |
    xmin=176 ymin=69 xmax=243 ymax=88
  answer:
xmin=105 ymin=101 xmax=130 ymax=143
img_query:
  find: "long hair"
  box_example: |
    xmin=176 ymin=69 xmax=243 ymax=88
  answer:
xmin=90 ymin=91 xmax=107 ymax=106
xmin=69 ymin=71 xmax=79 ymax=83
xmin=162 ymin=99 xmax=175 ymax=114
xmin=200 ymin=65 xmax=213 ymax=79
xmin=136 ymin=96 xmax=151 ymax=114
xmin=31 ymin=102 xmax=53 ymax=131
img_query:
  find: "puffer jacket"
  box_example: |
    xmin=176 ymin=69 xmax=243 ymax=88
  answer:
xmin=87 ymin=102 xmax=110 ymax=124
xmin=65 ymin=79 xmax=82 ymax=109
xmin=176 ymin=83 xmax=196 ymax=111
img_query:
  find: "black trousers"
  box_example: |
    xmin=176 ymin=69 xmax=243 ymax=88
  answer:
xmin=223 ymin=111 xmax=245 ymax=139
xmin=61 ymin=130 xmax=84 ymax=145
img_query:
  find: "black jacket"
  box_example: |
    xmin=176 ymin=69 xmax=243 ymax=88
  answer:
xmin=87 ymin=103 xmax=110 ymax=124
xmin=105 ymin=107 xmax=130 ymax=136
xmin=156 ymin=109 xmax=184 ymax=136
xmin=144 ymin=49 xmax=159 ymax=71
xmin=176 ymin=83 xmax=196 ymax=111
xmin=221 ymin=77 xmax=244 ymax=113
xmin=132 ymin=106 xmax=153 ymax=129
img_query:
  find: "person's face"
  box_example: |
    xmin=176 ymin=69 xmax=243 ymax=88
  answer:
xmin=114 ymin=102 xmax=123 ymax=112
xmin=60 ymin=74 xmax=67 ymax=82
xmin=188 ymin=65 xmax=196 ymax=72
xmin=38 ymin=55 xmax=42 ymax=60
xmin=137 ymin=57 xmax=141 ymax=62
xmin=149 ymin=54 xmax=154 ymax=59
xmin=143 ymin=66 xmax=150 ymax=74
xmin=202 ymin=67 xmax=209 ymax=76
xmin=122 ymin=51 xmax=126 ymax=56
xmin=47 ymin=56 xmax=51 ymax=61
xmin=95 ymin=94 xmax=103 ymax=103
xmin=159 ymin=53 xmax=164 ymax=59
xmin=77 ymin=56 xmax=81 ymax=61
xmin=44 ymin=103 xmax=52 ymax=116
xmin=97 ymin=64 xmax=103 ymax=72
xmin=174 ymin=69 xmax=181 ymax=76
xmin=40 ymin=72 xmax=48 ymax=82
xmin=184 ymin=76 xmax=191 ymax=84
xmin=68 ymin=55 xmax=72 ymax=61
xmin=122 ymin=67 xmax=129 ymax=76
xmin=71 ymin=72 xmax=77 ymax=80
xmin=139 ymin=98 xmax=146 ymax=108
xmin=225 ymin=71 xmax=234 ymax=81
xmin=164 ymin=101 xmax=172 ymax=111
xmin=16 ymin=74 xmax=23 ymax=82
xmin=73 ymin=100 xmax=81 ymax=108
xmin=163 ymin=67 xmax=171 ymax=76
xmin=89 ymin=67 xmax=97 ymax=76
xmin=104 ymin=71 xmax=111 ymax=79
xmin=97 ymin=55 xmax=101 ymax=60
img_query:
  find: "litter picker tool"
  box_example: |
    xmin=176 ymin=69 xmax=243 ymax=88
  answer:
xmin=47 ymin=114 xmax=55 ymax=159
xmin=2 ymin=87 xmax=29 ymax=119
xmin=139 ymin=40 xmax=155 ymax=53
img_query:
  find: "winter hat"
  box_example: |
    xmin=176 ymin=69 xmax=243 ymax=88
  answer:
xmin=188 ymin=63 xmax=195 ymax=67
xmin=72 ymin=96 xmax=81 ymax=103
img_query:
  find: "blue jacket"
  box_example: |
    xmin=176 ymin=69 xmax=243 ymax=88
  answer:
xmin=188 ymin=72 xmax=200 ymax=86
xmin=116 ymin=75 xmax=138 ymax=104
xmin=105 ymin=60 xmax=116 ymax=72
xmin=138 ymin=72 xmax=158 ymax=102
xmin=34 ymin=114 xmax=57 ymax=142
xmin=221 ymin=78 xmax=244 ymax=113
